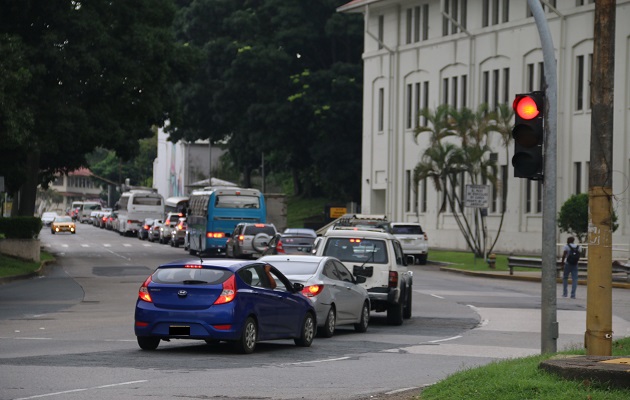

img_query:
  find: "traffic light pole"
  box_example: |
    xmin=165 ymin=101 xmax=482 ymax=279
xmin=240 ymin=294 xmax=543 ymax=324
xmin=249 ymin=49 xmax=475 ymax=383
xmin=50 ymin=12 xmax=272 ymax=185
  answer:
xmin=527 ymin=0 xmax=558 ymax=354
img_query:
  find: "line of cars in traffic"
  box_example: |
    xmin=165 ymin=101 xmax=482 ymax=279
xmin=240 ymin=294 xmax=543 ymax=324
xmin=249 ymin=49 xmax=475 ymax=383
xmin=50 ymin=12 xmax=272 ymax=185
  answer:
xmin=42 ymin=207 xmax=428 ymax=354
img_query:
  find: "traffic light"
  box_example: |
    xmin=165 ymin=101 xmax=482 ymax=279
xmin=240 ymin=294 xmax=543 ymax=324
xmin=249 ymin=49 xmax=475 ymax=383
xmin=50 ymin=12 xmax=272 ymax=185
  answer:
xmin=511 ymin=91 xmax=545 ymax=180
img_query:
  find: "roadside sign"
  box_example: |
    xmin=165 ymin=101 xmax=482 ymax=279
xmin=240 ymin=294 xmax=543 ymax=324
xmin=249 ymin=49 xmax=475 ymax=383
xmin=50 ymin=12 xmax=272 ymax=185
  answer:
xmin=329 ymin=207 xmax=347 ymax=219
xmin=465 ymin=184 xmax=490 ymax=208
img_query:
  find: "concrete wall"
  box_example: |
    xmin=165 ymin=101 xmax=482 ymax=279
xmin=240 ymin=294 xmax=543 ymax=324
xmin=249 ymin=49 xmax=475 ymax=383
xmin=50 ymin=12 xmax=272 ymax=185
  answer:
xmin=0 ymin=239 xmax=41 ymax=262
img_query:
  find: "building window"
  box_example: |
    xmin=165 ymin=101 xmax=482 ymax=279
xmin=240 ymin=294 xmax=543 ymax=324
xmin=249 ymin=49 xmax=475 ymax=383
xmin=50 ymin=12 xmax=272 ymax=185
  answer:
xmin=503 ymin=68 xmax=510 ymax=104
xmin=526 ymin=180 xmax=532 ymax=213
xmin=443 ymin=0 xmax=467 ymax=36
xmin=442 ymin=78 xmax=449 ymax=105
xmin=405 ymin=170 xmax=412 ymax=212
xmin=421 ymin=177 xmax=427 ymax=213
xmin=526 ymin=62 xmax=545 ymax=92
xmin=577 ymin=0 xmax=595 ymax=5
xmin=378 ymin=15 xmax=384 ymax=49
xmin=536 ymin=181 xmax=543 ymax=213
xmin=527 ymin=0 xmax=556 ymax=16
xmin=576 ymin=55 xmax=584 ymax=111
xmin=482 ymin=68 xmax=508 ymax=110
xmin=574 ymin=162 xmax=582 ymax=194
xmin=423 ymin=81 xmax=429 ymax=125
xmin=443 ymin=74 xmax=467 ymax=109
xmin=501 ymin=165 xmax=508 ymax=213
xmin=378 ymin=88 xmax=384 ymax=132
xmin=406 ymin=5 xmax=429 ymax=44
xmin=406 ymin=80 xmax=429 ymax=130
xmin=483 ymin=0 xmax=508 ymax=27
xmin=406 ymin=84 xmax=413 ymax=129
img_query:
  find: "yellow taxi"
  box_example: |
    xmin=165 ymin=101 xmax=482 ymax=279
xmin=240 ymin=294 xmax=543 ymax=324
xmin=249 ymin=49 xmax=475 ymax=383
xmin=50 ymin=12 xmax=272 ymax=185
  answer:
xmin=51 ymin=216 xmax=77 ymax=234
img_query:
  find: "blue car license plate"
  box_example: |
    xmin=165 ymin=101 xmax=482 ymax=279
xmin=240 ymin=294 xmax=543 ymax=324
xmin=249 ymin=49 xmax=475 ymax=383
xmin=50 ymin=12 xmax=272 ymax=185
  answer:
xmin=169 ymin=325 xmax=190 ymax=336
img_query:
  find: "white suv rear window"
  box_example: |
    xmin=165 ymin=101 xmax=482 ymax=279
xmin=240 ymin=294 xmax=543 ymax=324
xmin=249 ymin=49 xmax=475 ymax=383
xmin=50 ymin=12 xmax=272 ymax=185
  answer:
xmin=322 ymin=238 xmax=388 ymax=264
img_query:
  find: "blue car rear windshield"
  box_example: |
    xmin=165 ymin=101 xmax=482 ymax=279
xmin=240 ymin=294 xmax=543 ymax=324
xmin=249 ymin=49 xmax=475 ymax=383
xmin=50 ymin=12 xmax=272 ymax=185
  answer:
xmin=152 ymin=268 xmax=231 ymax=284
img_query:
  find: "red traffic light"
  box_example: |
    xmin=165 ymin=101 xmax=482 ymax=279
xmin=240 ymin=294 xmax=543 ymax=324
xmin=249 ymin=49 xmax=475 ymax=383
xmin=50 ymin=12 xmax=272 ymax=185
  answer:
xmin=513 ymin=96 xmax=540 ymax=120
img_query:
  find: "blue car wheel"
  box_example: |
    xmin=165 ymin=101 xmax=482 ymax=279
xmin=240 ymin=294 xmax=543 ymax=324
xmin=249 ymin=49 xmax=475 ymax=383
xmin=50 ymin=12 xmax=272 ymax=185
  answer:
xmin=137 ymin=336 xmax=160 ymax=350
xmin=234 ymin=317 xmax=257 ymax=354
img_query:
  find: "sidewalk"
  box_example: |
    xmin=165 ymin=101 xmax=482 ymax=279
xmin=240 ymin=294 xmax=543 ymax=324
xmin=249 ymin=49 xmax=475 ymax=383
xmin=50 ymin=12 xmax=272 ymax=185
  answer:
xmin=438 ymin=264 xmax=630 ymax=389
xmin=439 ymin=266 xmax=630 ymax=289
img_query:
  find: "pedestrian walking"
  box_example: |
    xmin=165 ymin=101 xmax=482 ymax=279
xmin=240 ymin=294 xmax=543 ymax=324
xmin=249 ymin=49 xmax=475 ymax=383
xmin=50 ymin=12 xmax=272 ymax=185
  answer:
xmin=561 ymin=236 xmax=581 ymax=299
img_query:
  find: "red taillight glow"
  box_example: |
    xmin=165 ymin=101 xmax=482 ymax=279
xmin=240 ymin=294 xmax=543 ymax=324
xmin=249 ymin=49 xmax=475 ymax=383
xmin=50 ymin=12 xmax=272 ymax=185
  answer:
xmin=276 ymin=240 xmax=285 ymax=254
xmin=350 ymin=238 xmax=361 ymax=243
xmin=213 ymin=324 xmax=232 ymax=330
xmin=143 ymin=224 xmax=150 ymax=230
xmin=388 ymin=271 xmax=398 ymax=288
xmin=214 ymin=275 xmax=236 ymax=304
xmin=207 ymin=232 xmax=225 ymax=239
xmin=238 ymin=234 xmax=244 ymax=242
xmin=177 ymin=223 xmax=184 ymax=230
xmin=135 ymin=321 xmax=149 ymax=327
xmin=138 ymin=275 xmax=153 ymax=303
xmin=301 ymin=284 xmax=324 ymax=297
xmin=254 ymin=223 xmax=264 ymax=227
xmin=184 ymin=264 xmax=202 ymax=269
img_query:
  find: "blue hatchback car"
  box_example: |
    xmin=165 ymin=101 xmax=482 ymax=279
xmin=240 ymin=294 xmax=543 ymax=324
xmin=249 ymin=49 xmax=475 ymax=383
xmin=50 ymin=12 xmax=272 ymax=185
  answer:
xmin=134 ymin=258 xmax=316 ymax=353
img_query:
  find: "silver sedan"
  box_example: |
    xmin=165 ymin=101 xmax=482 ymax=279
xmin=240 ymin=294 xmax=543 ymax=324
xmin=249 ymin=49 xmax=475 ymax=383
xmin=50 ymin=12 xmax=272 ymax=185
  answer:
xmin=258 ymin=255 xmax=370 ymax=337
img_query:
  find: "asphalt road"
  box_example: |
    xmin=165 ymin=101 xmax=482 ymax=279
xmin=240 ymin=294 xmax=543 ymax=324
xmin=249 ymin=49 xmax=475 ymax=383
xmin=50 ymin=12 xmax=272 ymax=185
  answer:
xmin=1 ymin=224 xmax=629 ymax=400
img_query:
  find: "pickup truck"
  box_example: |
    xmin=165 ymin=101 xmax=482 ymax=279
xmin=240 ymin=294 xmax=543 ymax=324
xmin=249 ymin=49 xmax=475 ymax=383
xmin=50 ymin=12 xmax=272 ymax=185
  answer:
xmin=314 ymin=228 xmax=413 ymax=325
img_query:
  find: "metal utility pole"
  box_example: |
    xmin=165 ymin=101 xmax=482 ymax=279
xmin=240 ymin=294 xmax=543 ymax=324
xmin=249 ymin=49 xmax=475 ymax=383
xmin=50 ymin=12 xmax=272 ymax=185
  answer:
xmin=586 ymin=0 xmax=615 ymax=356
xmin=528 ymin=0 xmax=559 ymax=354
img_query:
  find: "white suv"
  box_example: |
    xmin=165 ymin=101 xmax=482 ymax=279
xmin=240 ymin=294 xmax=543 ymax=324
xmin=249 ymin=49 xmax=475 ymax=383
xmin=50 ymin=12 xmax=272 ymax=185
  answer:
xmin=386 ymin=222 xmax=429 ymax=265
xmin=314 ymin=229 xmax=413 ymax=325
xmin=226 ymin=223 xmax=277 ymax=259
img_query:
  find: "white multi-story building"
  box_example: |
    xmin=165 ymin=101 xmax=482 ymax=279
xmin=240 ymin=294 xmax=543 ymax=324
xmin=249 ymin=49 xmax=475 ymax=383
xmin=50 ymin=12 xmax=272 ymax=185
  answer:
xmin=153 ymin=127 xmax=225 ymax=198
xmin=339 ymin=0 xmax=629 ymax=254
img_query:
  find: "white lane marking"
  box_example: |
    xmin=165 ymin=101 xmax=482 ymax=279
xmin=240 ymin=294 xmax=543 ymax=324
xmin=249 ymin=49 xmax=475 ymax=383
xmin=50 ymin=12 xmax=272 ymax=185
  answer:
xmin=284 ymin=356 xmax=350 ymax=365
xmin=14 ymin=337 xmax=53 ymax=340
xmin=385 ymin=387 xmax=420 ymax=395
xmin=123 ymin=244 xmax=132 ymax=247
xmin=143 ymin=244 xmax=152 ymax=247
xmin=81 ymin=244 xmax=89 ymax=248
xmin=103 ymin=244 xmax=111 ymax=247
xmin=430 ymin=294 xmax=444 ymax=299
xmin=102 ymin=246 xmax=131 ymax=261
xmin=13 ymin=380 xmax=148 ymax=400
xmin=61 ymin=244 xmax=68 ymax=248
xmin=427 ymin=335 xmax=462 ymax=344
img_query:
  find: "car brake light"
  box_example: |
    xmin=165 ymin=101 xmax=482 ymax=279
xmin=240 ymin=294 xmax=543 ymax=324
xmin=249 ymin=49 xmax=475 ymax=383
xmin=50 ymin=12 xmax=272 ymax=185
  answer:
xmin=301 ymin=285 xmax=324 ymax=297
xmin=276 ymin=240 xmax=285 ymax=254
xmin=138 ymin=275 xmax=153 ymax=303
xmin=143 ymin=225 xmax=150 ymax=230
xmin=214 ymin=275 xmax=236 ymax=304
xmin=254 ymin=223 xmax=264 ymax=227
xmin=177 ymin=223 xmax=184 ymax=230
xmin=350 ymin=238 xmax=361 ymax=243
xmin=207 ymin=232 xmax=225 ymax=239
xmin=388 ymin=271 xmax=398 ymax=288
xmin=238 ymin=234 xmax=244 ymax=242
xmin=184 ymin=264 xmax=202 ymax=269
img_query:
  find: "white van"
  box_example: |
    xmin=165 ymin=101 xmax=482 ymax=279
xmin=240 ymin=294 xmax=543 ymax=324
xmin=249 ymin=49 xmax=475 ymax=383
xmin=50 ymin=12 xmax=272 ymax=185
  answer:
xmin=79 ymin=202 xmax=102 ymax=223
xmin=116 ymin=189 xmax=165 ymax=236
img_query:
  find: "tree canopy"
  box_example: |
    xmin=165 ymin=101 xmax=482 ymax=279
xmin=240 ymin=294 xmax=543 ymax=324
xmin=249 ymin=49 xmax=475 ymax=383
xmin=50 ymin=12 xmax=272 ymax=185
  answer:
xmin=0 ymin=0 xmax=187 ymax=215
xmin=169 ymin=0 xmax=364 ymax=200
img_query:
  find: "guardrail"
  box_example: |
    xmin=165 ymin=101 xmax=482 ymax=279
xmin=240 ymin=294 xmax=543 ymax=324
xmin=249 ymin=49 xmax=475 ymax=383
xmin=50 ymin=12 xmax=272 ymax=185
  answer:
xmin=507 ymin=256 xmax=630 ymax=282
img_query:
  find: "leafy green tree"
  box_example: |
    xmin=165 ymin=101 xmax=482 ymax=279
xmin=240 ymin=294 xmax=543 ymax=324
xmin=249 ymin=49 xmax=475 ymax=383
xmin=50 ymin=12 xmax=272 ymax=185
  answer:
xmin=0 ymin=0 xmax=185 ymax=215
xmin=558 ymin=193 xmax=619 ymax=243
xmin=170 ymin=0 xmax=363 ymax=200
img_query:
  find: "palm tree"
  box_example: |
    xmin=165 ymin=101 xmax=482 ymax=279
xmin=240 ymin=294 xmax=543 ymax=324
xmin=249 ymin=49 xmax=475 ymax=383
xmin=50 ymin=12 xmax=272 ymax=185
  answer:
xmin=414 ymin=104 xmax=500 ymax=258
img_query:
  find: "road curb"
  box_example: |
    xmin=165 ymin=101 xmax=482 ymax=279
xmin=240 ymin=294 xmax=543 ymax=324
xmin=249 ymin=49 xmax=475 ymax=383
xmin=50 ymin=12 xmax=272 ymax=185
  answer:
xmin=438 ymin=266 xmax=630 ymax=289
xmin=539 ymin=355 xmax=630 ymax=389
